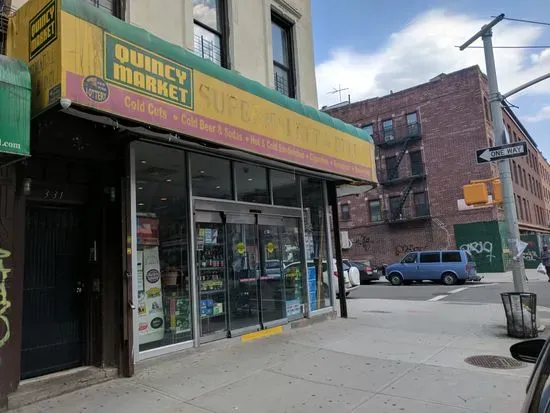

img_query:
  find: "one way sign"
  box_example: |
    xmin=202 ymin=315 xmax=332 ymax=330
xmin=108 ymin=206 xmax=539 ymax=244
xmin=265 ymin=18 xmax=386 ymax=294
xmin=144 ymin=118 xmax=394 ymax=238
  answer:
xmin=476 ymin=141 xmax=528 ymax=164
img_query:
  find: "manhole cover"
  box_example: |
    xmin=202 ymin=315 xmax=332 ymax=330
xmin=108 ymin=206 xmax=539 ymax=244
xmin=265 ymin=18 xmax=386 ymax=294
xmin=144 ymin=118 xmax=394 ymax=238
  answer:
xmin=464 ymin=355 xmax=524 ymax=369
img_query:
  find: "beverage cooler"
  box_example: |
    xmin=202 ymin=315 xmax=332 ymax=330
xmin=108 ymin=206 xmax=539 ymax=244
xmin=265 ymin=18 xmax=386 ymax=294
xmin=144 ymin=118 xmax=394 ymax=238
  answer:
xmin=137 ymin=213 xmax=191 ymax=351
xmin=196 ymin=223 xmax=228 ymax=341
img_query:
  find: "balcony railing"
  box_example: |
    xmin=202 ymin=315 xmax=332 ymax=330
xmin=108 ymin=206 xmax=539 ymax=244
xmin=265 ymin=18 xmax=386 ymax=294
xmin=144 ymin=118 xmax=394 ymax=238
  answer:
xmin=379 ymin=170 xmax=426 ymax=186
xmin=383 ymin=204 xmax=431 ymax=223
xmin=0 ymin=3 xmax=14 ymax=54
xmin=374 ymin=122 xmax=421 ymax=146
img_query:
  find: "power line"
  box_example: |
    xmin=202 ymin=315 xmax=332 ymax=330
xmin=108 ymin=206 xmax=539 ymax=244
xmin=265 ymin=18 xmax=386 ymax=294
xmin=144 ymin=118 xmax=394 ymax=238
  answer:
xmin=491 ymin=16 xmax=550 ymax=27
xmin=456 ymin=45 xmax=550 ymax=49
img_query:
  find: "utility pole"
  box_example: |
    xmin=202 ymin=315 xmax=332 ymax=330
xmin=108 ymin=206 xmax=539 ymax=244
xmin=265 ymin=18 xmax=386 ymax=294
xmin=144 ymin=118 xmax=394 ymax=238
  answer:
xmin=460 ymin=14 xmax=528 ymax=292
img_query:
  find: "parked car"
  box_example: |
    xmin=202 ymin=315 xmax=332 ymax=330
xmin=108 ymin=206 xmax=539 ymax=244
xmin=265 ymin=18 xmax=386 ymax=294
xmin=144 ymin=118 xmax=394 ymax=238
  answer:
xmin=510 ymin=337 xmax=550 ymax=412
xmin=343 ymin=259 xmax=380 ymax=284
xmin=284 ymin=259 xmax=357 ymax=298
xmin=385 ymin=250 xmax=479 ymax=286
xmin=342 ymin=261 xmax=361 ymax=286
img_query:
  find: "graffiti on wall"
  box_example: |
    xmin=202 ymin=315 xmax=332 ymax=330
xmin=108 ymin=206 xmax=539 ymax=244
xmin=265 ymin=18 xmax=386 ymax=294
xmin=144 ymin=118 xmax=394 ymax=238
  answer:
xmin=353 ymin=235 xmax=372 ymax=252
xmin=460 ymin=241 xmax=495 ymax=263
xmin=394 ymin=244 xmax=426 ymax=256
xmin=0 ymin=248 xmax=12 ymax=348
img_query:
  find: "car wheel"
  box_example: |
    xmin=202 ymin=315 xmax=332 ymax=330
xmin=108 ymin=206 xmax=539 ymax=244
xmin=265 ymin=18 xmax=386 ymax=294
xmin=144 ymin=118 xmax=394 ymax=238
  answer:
xmin=388 ymin=273 xmax=403 ymax=286
xmin=442 ymin=272 xmax=458 ymax=286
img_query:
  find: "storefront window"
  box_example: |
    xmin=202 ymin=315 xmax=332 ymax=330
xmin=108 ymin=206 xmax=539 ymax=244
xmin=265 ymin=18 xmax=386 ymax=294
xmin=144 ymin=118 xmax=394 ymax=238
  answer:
xmin=272 ymin=170 xmax=300 ymax=207
xmin=302 ymin=177 xmax=331 ymax=310
xmin=190 ymin=153 xmax=232 ymax=199
xmin=234 ymin=162 xmax=269 ymax=204
xmin=134 ymin=142 xmax=192 ymax=351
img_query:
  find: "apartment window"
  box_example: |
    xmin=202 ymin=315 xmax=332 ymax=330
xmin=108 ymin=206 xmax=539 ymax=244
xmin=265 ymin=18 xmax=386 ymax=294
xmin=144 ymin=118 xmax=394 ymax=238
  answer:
xmin=517 ymin=195 xmax=523 ymax=220
xmin=409 ymin=151 xmax=423 ymax=176
xmin=406 ymin=112 xmax=419 ymax=136
xmin=362 ymin=124 xmax=374 ymax=139
xmin=524 ymin=198 xmax=530 ymax=222
xmin=382 ymin=119 xmax=394 ymax=141
xmin=340 ymin=204 xmax=351 ymax=221
xmin=193 ymin=0 xmax=226 ymax=67
xmin=369 ymin=199 xmax=381 ymax=222
xmin=389 ymin=196 xmax=402 ymax=218
xmin=414 ymin=192 xmax=429 ymax=217
xmin=523 ymin=169 xmax=528 ymax=189
xmin=386 ymin=156 xmax=399 ymax=180
xmin=529 ymin=174 xmax=533 ymax=193
xmin=88 ymin=0 xmax=123 ymax=17
xmin=512 ymin=161 xmax=518 ymax=183
xmin=272 ymin=14 xmax=294 ymax=97
xmin=0 ymin=2 xmax=7 ymax=54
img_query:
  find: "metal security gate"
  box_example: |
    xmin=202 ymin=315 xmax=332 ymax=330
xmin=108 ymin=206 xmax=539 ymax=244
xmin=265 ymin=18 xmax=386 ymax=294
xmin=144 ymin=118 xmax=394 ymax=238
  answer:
xmin=21 ymin=205 xmax=85 ymax=379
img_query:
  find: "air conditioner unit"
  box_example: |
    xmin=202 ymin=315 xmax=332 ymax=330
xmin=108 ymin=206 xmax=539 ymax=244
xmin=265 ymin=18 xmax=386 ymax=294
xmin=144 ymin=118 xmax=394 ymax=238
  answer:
xmin=340 ymin=231 xmax=352 ymax=249
xmin=384 ymin=134 xmax=394 ymax=142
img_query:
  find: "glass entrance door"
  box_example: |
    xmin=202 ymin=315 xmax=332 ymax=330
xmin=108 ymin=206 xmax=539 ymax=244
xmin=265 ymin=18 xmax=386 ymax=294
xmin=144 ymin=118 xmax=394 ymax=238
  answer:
xmin=226 ymin=215 xmax=261 ymax=335
xmin=259 ymin=216 xmax=304 ymax=325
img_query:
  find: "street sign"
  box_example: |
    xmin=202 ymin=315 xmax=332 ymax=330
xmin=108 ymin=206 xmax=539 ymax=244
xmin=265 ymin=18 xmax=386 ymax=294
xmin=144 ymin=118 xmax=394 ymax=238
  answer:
xmin=476 ymin=141 xmax=527 ymax=164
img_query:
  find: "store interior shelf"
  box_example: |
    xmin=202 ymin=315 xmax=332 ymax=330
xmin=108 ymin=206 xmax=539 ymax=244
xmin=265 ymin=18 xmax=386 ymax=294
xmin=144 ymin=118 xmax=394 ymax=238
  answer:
xmin=201 ymin=313 xmax=225 ymax=319
xmin=200 ymin=289 xmax=225 ymax=295
xmin=199 ymin=267 xmax=225 ymax=271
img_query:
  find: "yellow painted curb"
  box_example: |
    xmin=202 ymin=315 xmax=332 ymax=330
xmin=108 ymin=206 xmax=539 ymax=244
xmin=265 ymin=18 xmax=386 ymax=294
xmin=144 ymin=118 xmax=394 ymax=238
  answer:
xmin=241 ymin=325 xmax=283 ymax=343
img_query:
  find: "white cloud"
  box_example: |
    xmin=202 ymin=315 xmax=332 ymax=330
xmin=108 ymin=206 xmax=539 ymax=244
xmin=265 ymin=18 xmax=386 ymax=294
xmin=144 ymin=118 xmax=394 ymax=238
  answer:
xmin=315 ymin=9 xmax=550 ymax=108
xmin=524 ymin=106 xmax=550 ymax=122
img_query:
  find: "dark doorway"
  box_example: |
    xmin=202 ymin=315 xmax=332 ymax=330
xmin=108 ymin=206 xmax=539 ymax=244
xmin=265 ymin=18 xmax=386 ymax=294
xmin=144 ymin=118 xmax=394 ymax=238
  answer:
xmin=21 ymin=205 xmax=86 ymax=379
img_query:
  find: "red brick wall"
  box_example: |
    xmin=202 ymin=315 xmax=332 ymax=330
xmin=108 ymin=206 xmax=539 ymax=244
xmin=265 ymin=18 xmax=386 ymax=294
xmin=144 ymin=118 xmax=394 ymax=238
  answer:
xmin=328 ymin=66 xmax=501 ymax=265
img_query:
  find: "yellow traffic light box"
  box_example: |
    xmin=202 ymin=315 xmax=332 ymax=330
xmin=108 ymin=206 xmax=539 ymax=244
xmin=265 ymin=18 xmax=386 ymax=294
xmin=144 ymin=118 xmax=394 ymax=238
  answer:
xmin=463 ymin=182 xmax=489 ymax=206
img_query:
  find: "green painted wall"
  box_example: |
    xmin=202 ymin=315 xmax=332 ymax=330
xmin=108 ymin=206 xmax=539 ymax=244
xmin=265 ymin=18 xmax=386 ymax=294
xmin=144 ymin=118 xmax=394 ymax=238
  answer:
xmin=455 ymin=220 xmax=505 ymax=273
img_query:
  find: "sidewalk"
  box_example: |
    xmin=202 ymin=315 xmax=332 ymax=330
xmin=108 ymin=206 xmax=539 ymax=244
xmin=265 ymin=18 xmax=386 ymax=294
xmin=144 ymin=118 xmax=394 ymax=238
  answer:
xmin=11 ymin=299 xmax=533 ymax=413
xmin=478 ymin=268 xmax=547 ymax=283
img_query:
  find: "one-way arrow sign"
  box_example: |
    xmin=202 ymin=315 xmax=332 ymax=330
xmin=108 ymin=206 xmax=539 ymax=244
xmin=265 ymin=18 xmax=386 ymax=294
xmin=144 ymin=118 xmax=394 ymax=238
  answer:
xmin=476 ymin=141 xmax=528 ymax=164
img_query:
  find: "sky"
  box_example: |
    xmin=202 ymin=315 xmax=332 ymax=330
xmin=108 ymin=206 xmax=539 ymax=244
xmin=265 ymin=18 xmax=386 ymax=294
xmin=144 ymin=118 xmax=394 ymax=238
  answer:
xmin=311 ymin=0 xmax=550 ymax=157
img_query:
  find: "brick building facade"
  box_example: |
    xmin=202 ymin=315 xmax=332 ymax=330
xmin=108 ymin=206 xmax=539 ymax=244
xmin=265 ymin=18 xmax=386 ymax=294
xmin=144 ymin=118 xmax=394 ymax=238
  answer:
xmin=325 ymin=65 xmax=550 ymax=269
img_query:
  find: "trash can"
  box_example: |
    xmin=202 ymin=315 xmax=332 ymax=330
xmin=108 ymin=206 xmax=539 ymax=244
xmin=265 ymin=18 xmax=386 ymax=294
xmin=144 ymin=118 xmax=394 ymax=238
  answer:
xmin=501 ymin=292 xmax=538 ymax=339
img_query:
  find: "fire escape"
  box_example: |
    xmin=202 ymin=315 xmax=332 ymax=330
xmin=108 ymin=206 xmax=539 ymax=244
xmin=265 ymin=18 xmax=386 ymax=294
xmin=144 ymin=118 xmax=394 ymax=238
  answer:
xmin=374 ymin=122 xmax=428 ymax=222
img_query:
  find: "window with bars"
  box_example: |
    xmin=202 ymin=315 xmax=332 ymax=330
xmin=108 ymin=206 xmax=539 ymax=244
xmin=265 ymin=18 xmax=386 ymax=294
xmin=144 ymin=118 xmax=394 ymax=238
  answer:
xmin=272 ymin=13 xmax=294 ymax=98
xmin=87 ymin=0 xmax=122 ymax=18
xmin=193 ymin=0 xmax=226 ymax=67
xmin=0 ymin=1 xmax=12 ymax=55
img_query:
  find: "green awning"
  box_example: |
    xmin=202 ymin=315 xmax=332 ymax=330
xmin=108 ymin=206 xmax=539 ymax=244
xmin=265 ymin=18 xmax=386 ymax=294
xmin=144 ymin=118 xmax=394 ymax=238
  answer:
xmin=0 ymin=55 xmax=31 ymax=162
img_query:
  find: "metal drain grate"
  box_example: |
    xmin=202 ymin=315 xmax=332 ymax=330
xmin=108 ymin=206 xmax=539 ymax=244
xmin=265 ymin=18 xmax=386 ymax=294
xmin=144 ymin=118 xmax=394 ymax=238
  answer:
xmin=464 ymin=355 xmax=525 ymax=369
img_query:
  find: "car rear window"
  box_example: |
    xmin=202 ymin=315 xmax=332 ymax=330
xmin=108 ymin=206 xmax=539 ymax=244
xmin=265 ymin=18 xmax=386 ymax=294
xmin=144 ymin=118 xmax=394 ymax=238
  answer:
xmin=442 ymin=252 xmax=462 ymax=263
xmin=465 ymin=251 xmax=475 ymax=263
xmin=266 ymin=261 xmax=280 ymax=269
xmin=419 ymin=252 xmax=440 ymax=263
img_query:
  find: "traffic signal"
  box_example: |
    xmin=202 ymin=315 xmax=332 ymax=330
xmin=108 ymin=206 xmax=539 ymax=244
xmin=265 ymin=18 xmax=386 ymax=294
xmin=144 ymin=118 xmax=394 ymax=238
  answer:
xmin=492 ymin=179 xmax=502 ymax=204
xmin=463 ymin=182 xmax=489 ymax=206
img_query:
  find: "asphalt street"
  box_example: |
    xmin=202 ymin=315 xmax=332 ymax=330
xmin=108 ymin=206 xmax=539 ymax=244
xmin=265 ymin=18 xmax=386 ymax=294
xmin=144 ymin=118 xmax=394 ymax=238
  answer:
xmin=349 ymin=279 xmax=550 ymax=308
